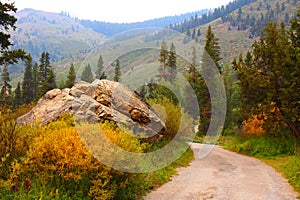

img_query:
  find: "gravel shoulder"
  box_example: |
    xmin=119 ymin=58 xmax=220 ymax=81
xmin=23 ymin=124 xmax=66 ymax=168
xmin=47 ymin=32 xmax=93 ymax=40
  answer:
xmin=144 ymin=143 xmax=299 ymax=200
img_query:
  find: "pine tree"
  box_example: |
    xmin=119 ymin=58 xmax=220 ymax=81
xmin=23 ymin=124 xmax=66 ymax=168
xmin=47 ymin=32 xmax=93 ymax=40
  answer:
xmin=188 ymin=47 xmax=197 ymax=84
xmin=197 ymin=29 xmax=201 ymax=37
xmin=81 ymin=64 xmax=94 ymax=83
xmin=186 ymin=47 xmax=203 ymax=121
xmin=95 ymin=55 xmax=106 ymax=79
xmin=196 ymin=25 xmax=222 ymax=135
xmin=32 ymin=62 xmax=38 ymax=99
xmin=114 ymin=59 xmax=121 ymax=82
xmin=186 ymin=29 xmax=191 ymax=37
xmin=192 ymin=29 xmax=196 ymax=39
xmin=166 ymin=42 xmax=177 ymax=82
xmin=158 ymin=41 xmax=168 ymax=79
xmin=204 ymin=25 xmax=222 ymax=73
xmin=0 ymin=2 xmax=26 ymax=72
xmin=22 ymin=55 xmax=34 ymax=104
xmin=13 ymin=82 xmax=22 ymax=106
xmin=1 ymin=64 xmax=12 ymax=102
xmin=38 ymin=52 xmax=51 ymax=82
xmin=233 ymin=16 xmax=300 ymax=138
xmin=45 ymin=52 xmax=50 ymax=74
xmin=0 ymin=2 xmax=27 ymax=104
xmin=38 ymin=52 xmax=52 ymax=97
xmin=65 ymin=63 xmax=76 ymax=88
xmin=43 ymin=68 xmax=56 ymax=92
xmin=38 ymin=52 xmax=46 ymax=83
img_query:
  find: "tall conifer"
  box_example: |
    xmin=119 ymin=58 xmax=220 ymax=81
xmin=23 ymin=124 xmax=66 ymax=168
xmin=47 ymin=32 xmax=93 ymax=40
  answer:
xmin=22 ymin=55 xmax=34 ymax=103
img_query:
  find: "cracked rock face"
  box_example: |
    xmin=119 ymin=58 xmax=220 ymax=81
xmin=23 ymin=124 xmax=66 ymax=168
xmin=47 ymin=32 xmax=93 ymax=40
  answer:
xmin=17 ymin=79 xmax=166 ymax=140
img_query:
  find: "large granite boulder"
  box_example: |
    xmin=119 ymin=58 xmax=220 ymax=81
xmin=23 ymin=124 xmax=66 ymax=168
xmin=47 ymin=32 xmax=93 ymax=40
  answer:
xmin=17 ymin=79 xmax=165 ymax=140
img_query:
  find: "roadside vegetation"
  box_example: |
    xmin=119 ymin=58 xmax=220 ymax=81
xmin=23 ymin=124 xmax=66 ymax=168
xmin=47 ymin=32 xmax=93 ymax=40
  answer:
xmin=0 ymin=104 xmax=194 ymax=199
xmin=215 ymin=9 xmax=300 ymax=196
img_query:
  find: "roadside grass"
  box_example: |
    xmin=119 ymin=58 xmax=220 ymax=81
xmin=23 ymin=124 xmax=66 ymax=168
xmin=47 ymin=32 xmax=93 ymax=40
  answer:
xmin=262 ymin=156 xmax=300 ymax=196
xmin=218 ymin=134 xmax=300 ymax=196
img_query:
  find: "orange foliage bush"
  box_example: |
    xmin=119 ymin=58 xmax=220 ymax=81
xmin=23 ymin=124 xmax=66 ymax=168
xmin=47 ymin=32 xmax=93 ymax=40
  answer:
xmin=242 ymin=114 xmax=266 ymax=136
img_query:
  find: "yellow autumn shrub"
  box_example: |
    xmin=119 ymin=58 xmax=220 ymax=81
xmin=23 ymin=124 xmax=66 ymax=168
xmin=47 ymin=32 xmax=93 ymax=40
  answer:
xmin=10 ymin=117 xmax=150 ymax=199
xmin=148 ymin=97 xmax=194 ymax=140
xmin=0 ymin=108 xmax=42 ymax=170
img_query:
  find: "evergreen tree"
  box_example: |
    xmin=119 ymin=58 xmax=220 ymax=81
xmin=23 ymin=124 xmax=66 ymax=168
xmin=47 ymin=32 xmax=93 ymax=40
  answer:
xmin=186 ymin=47 xmax=203 ymax=121
xmin=32 ymin=62 xmax=38 ymax=99
xmin=38 ymin=52 xmax=52 ymax=97
xmin=166 ymin=42 xmax=177 ymax=82
xmin=38 ymin=52 xmax=46 ymax=83
xmin=281 ymin=2 xmax=285 ymax=12
xmin=0 ymin=2 xmax=26 ymax=70
xmin=0 ymin=2 xmax=27 ymax=104
xmin=43 ymin=68 xmax=56 ymax=92
xmin=22 ymin=55 xmax=34 ymax=104
xmin=237 ymin=8 xmax=243 ymax=21
xmin=204 ymin=25 xmax=222 ymax=73
xmin=65 ymin=63 xmax=76 ymax=88
xmin=192 ymin=29 xmax=196 ymax=39
xmin=196 ymin=69 xmax=211 ymax=135
xmin=197 ymin=29 xmax=201 ymax=37
xmin=188 ymin=47 xmax=197 ymax=84
xmin=114 ymin=59 xmax=121 ymax=82
xmin=1 ymin=64 xmax=12 ymax=102
xmin=158 ymin=41 xmax=168 ymax=79
xmin=233 ymin=15 xmax=300 ymax=138
xmin=81 ymin=64 xmax=94 ymax=83
xmin=196 ymin=25 xmax=222 ymax=135
xmin=13 ymin=82 xmax=22 ymax=106
xmin=95 ymin=55 xmax=106 ymax=79
xmin=186 ymin=29 xmax=191 ymax=37
xmin=284 ymin=13 xmax=290 ymax=24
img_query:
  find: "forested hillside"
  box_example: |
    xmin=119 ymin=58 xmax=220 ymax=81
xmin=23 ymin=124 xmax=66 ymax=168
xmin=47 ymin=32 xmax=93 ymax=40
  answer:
xmin=174 ymin=0 xmax=300 ymax=63
xmin=13 ymin=9 xmax=106 ymax=62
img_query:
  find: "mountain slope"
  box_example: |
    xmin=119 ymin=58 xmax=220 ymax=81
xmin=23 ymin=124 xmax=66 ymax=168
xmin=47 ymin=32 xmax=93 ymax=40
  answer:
xmin=12 ymin=9 xmax=107 ymax=62
xmin=186 ymin=0 xmax=300 ymax=64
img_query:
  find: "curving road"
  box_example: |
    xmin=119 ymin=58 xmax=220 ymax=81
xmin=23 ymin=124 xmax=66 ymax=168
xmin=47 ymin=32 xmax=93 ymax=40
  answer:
xmin=144 ymin=143 xmax=299 ymax=200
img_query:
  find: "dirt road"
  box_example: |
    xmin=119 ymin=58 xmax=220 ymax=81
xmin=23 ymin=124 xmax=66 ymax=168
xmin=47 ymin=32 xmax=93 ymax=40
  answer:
xmin=144 ymin=143 xmax=298 ymax=200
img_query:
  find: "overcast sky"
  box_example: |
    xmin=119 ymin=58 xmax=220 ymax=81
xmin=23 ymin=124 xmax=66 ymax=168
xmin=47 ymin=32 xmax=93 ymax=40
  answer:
xmin=13 ymin=0 xmax=233 ymax=23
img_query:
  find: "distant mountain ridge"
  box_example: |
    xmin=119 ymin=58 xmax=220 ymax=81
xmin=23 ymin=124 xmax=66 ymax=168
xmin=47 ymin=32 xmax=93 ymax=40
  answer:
xmin=78 ymin=10 xmax=209 ymax=37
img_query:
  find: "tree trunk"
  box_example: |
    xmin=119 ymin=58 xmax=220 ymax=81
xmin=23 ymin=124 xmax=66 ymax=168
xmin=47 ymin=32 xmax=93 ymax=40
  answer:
xmin=279 ymin=108 xmax=300 ymax=139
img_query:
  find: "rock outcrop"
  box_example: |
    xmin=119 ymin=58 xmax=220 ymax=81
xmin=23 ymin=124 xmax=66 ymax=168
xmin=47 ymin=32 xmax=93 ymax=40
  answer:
xmin=17 ymin=79 xmax=165 ymax=139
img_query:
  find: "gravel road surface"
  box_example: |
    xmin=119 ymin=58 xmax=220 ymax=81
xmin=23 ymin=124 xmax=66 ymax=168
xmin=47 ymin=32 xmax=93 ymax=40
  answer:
xmin=144 ymin=143 xmax=298 ymax=200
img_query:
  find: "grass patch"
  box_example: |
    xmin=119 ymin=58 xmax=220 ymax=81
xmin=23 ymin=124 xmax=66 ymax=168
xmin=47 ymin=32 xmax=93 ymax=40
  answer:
xmin=221 ymin=135 xmax=298 ymax=158
xmin=262 ymin=156 xmax=300 ymax=194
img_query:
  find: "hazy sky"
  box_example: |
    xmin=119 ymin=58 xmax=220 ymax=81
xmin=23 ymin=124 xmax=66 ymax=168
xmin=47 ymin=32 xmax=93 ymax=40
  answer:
xmin=13 ymin=0 xmax=233 ymax=23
